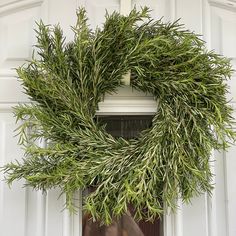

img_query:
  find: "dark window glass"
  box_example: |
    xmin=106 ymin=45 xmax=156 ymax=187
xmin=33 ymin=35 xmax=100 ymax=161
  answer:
xmin=83 ymin=115 xmax=161 ymax=236
xmin=96 ymin=115 xmax=153 ymax=139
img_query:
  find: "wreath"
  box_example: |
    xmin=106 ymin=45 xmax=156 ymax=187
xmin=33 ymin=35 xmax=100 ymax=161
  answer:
xmin=2 ymin=8 xmax=235 ymax=224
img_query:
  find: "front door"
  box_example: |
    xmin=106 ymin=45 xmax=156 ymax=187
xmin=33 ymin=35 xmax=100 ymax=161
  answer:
xmin=0 ymin=1 xmax=235 ymax=236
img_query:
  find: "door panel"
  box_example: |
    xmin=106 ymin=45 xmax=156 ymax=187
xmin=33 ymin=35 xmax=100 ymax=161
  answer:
xmin=0 ymin=1 xmax=236 ymax=236
xmin=210 ymin=4 xmax=236 ymax=236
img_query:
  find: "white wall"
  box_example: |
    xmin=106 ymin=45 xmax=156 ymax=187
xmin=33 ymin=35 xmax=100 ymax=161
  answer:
xmin=0 ymin=1 xmax=235 ymax=236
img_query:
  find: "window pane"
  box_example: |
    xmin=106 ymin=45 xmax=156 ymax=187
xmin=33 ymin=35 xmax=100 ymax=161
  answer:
xmin=97 ymin=115 xmax=154 ymax=139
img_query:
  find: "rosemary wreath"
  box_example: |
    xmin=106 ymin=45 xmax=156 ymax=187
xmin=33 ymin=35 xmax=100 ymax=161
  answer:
xmin=2 ymin=8 xmax=235 ymax=224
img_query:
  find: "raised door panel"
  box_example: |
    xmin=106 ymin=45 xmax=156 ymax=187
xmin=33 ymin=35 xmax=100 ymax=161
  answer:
xmin=78 ymin=0 xmax=120 ymax=29
xmin=209 ymin=2 xmax=236 ymax=236
xmin=0 ymin=0 xmax=43 ymax=77
xmin=0 ymin=1 xmax=43 ymax=104
xmin=0 ymin=112 xmax=27 ymax=236
xmin=0 ymin=1 xmax=81 ymax=236
xmin=225 ymin=106 xmax=236 ymax=236
xmin=175 ymin=0 xmax=204 ymax=34
xmin=210 ymin=2 xmax=236 ymax=101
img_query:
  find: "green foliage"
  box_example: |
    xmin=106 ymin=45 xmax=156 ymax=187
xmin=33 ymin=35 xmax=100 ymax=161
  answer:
xmin=2 ymin=7 xmax=236 ymax=224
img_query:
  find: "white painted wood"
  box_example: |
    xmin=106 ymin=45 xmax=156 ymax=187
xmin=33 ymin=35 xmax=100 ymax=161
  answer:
xmin=77 ymin=0 xmax=120 ymax=29
xmin=63 ymin=195 xmax=72 ymax=236
xmin=72 ymin=191 xmax=83 ymax=236
xmin=120 ymin=0 xmax=132 ymax=15
xmin=0 ymin=0 xmax=236 ymax=236
xmin=0 ymin=112 xmax=27 ymax=236
xmin=25 ymin=188 xmax=46 ymax=236
xmin=163 ymin=1 xmax=236 ymax=236
xmin=98 ymin=87 xmax=157 ymax=115
xmin=208 ymin=4 xmax=236 ymax=236
xmin=61 ymin=191 xmax=82 ymax=236
xmin=224 ymin=103 xmax=236 ymax=236
xmin=176 ymin=0 xmax=204 ymax=34
xmin=163 ymin=198 xmax=183 ymax=236
xmin=0 ymin=78 xmax=29 ymax=102
xmin=163 ymin=211 xmax=174 ymax=236
xmin=0 ymin=1 xmax=82 ymax=236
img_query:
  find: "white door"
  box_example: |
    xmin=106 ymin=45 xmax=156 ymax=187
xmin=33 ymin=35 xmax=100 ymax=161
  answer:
xmin=0 ymin=1 xmax=235 ymax=236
